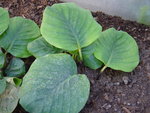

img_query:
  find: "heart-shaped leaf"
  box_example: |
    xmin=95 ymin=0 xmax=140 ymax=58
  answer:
xmin=94 ymin=28 xmax=139 ymax=72
xmin=19 ymin=54 xmax=90 ymax=113
xmin=0 ymin=17 xmax=40 ymax=58
xmin=41 ymin=3 xmax=102 ymax=60
xmin=0 ymin=8 xmax=9 ymax=35
xmin=0 ymin=49 xmax=5 ymax=68
xmin=28 ymin=37 xmax=62 ymax=58
xmin=0 ymin=82 xmax=19 ymax=113
xmin=0 ymin=79 xmax=6 ymax=94
xmin=5 ymin=57 xmax=25 ymax=77
xmin=82 ymin=42 xmax=103 ymax=69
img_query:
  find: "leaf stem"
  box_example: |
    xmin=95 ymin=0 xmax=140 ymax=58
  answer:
xmin=100 ymin=65 xmax=107 ymax=73
xmin=78 ymin=48 xmax=83 ymax=61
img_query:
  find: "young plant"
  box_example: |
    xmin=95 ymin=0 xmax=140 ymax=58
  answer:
xmin=0 ymin=17 xmax=40 ymax=58
xmin=41 ymin=3 xmax=102 ymax=61
xmin=0 ymin=8 xmax=34 ymax=113
xmin=0 ymin=50 xmax=23 ymax=113
xmin=94 ymin=28 xmax=139 ymax=72
xmin=19 ymin=54 xmax=90 ymax=113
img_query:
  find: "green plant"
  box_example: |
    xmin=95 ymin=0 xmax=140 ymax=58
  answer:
xmin=19 ymin=54 xmax=90 ymax=113
xmin=41 ymin=3 xmax=102 ymax=61
xmin=0 ymin=17 xmax=40 ymax=58
xmin=0 ymin=3 xmax=140 ymax=113
xmin=0 ymin=7 xmax=40 ymax=113
xmin=94 ymin=28 xmax=139 ymax=72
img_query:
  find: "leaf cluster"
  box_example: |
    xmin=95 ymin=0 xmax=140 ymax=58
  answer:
xmin=0 ymin=3 xmax=139 ymax=113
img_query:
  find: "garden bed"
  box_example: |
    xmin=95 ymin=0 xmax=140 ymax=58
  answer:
xmin=0 ymin=0 xmax=150 ymax=113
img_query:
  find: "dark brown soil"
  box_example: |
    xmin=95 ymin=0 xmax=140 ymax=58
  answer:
xmin=0 ymin=0 xmax=150 ymax=113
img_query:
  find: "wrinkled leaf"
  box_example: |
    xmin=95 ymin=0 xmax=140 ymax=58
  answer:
xmin=0 ymin=49 xmax=5 ymax=68
xmin=28 ymin=37 xmax=62 ymax=58
xmin=0 ymin=79 xmax=6 ymax=94
xmin=19 ymin=54 xmax=90 ymax=113
xmin=41 ymin=3 xmax=102 ymax=60
xmin=0 ymin=82 xmax=19 ymax=113
xmin=0 ymin=17 xmax=40 ymax=58
xmin=0 ymin=8 xmax=9 ymax=35
xmin=5 ymin=57 xmax=25 ymax=77
xmin=82 ymin=42 xmax=103 ymax=69
xmin=94 ymin=28 xmax=139 ymax=72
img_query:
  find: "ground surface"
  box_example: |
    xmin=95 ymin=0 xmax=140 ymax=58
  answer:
xmin=0 ymin=0 xmax=150 ymax=113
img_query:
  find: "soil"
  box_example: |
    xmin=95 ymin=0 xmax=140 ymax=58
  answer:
xmin=0 ymin=0 xmax=150 ymax=113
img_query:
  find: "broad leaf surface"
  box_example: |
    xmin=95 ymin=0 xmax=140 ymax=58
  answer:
xmin=0 ymin=17 xmax=40 ymax=58
xmin=5 ymin=57 xmax=25 ymax=77
xmin=19 ymin=54 xmax=90 ymax=113
xmin=0 ymin=79 xmax=6 ymax=94
xmin=28 ymin=37 xmax=62 ymax=58
xmin=82 ymin=42 xmax=103 ymax=69
xmin=41 ymin=3 xmax=102 ymax=52
xmin=0 ymin=8 xmax=9 ymax=35
xmin=94 ymin=28 xmax=139 ymax=72
xmin=0 ymin=49 xmax=5 ymax=68
xmin=0 ymin=82 xmax=19 ymax=113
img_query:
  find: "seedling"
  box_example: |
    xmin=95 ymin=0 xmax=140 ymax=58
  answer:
xmin=40 ymin=3 xmax=102 ymax=61
xmin=0 ymin=3 xmax=140 ymax=113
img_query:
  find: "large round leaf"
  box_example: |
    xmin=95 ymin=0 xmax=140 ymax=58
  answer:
xmin=28 ymin=37 xmax=62 ymax=58
xmin=94 ymin=28 xmax=139 ymax=72
xmin=41 ymin=3 xmax=102 ymax=59
xmin=0 ymin=8 xmax=9 ymax=35
xmin=19 ymin=54 xmax=90 ymax=113
xmin=0 ymin=17 xmax=40 ymax=58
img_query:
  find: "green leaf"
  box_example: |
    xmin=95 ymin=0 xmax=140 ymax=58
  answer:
xmin=19 ymin=54 xmax=90 ymax=113
xmin=0 ymin=82 xmax=19 ymax=113
xmin=94 ymin=28 xmax=139 ymax=72
xmin=0 ymin=79 xmax=6 ymax=94
xmin=28 ymin=37 xmax=62 ymax=58
xmin=138 ymin=6 xmax=150 ymax=25
xmin=41 ymin=3 xmax=102 ymax=60
xmin=13 ymin=78 xmax=22 ymax=86
xmin=0 ymin=49 xmax=5 ymax=68
xmin=5 ymin=57 xmax=25 ymax=77
xmin=82 ymin=42 xmax=103 ymax=69
xmin=0 ymin=8 xmax=9 ymax=35
xmin=0 ymin=17 xmax=40 ymax=58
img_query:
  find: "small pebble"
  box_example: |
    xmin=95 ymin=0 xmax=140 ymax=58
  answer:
xmin=127 ymin=103 xmax=131 ymax=106
xmin=114 ymin=82 xmax=120 ymax=85
xmin=103 ymin=104 xmax=112 ymax=110
xmin=122 ymin=76 xmax=129 ymax=85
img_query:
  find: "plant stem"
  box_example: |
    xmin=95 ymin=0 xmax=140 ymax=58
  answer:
xmin=100 ymin=65 xmax=107 ymax=73
xmin=78 ymin=48 xmax=83 ymax=61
